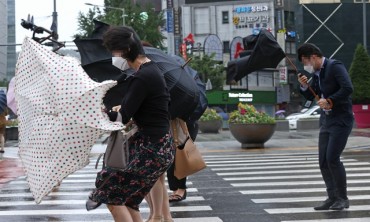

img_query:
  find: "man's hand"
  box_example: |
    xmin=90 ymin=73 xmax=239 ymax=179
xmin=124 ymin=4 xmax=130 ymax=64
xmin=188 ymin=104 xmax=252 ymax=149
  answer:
xmin=298 ymin=73 xmax=309 ymax=88
xmin=317 ymin=98 xmax=331 ymax=109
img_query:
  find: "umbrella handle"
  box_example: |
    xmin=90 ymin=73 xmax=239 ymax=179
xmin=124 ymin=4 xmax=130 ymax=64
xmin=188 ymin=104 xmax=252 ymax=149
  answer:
xmin=181 ymin=57 xmax=193 ymax=68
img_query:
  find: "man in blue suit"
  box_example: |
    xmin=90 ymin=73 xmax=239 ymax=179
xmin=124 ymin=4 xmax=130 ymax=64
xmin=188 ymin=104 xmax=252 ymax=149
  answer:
xmin=297 ymin=43 xmax=354 ymax=211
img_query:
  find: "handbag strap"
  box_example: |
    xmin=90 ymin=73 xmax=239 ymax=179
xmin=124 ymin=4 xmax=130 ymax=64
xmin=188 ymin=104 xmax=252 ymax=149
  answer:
xmin=171 ymin=118 xmax=190 ymax=147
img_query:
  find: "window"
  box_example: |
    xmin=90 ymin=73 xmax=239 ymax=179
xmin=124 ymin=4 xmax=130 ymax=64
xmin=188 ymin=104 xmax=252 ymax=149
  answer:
xmin=285 ymin=42 xmax=296 ymax=55
xmin=222 ymin=11 xmax=229 ymax=24
xmin=223 ymin=41 xmax=230 ymax=53
xmin=354 ymin=0 xmax=369 ymax=2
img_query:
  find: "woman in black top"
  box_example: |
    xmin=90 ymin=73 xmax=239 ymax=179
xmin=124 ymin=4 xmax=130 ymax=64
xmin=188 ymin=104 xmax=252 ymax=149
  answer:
xmin=88 ymin=26 xmax=175 ymax=222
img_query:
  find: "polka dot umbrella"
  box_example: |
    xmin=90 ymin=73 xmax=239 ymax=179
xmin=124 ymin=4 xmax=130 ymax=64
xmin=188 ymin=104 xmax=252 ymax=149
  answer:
xmin=15 ymin=37 xmax=124 ymax=204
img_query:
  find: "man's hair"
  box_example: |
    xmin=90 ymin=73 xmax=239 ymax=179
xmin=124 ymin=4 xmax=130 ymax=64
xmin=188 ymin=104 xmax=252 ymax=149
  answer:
xmin=297 ymin=43 xmax=323 ymax=62
xmin=102 ymin=26 xmax=145 ymax=62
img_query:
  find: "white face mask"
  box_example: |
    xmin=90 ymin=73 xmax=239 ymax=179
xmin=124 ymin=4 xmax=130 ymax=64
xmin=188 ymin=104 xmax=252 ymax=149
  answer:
xmin=303 ymin=64 xmax=314 ymax=74
xmin=112 ymin=57 xmax=130 ymax=71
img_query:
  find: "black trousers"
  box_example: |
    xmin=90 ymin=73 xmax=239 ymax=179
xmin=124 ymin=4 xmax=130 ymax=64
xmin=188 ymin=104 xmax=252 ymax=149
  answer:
xmin=318 ymin=120 xmax=353 ymax=200
xmin=167 ymin=120 xmax=198 ymax=191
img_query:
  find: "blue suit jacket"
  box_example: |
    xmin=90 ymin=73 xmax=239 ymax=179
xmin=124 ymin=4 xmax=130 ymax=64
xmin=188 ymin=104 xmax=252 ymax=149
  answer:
xmin=300 ymin=58 xmax=354 ymax=128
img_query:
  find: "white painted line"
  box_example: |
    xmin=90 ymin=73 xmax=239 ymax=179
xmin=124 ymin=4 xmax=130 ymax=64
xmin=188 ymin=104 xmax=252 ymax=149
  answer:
xmin=282 ymin=218 xmax=370 ymax=222
xmin=217 ymin=167 xmax=370 ymax=176
xmin=223 ymin=173 xmax=370 ymax=181
xmin=265 ymin=205 xmax=370 ymax=214
xmin=208 ymin=159 xmax=356 ymax=168
xmin=252 ymin=195 xmax=370 ymax=203
xmin=0 ymin=206 xmax=212 ymax=216
xmin=203 ymin=153 xmax=317 ymax=158
xmin=0 ymin=188 xmax=199 ymax=198
xmin=241 ymin=186 xmax=370 ymax=195
xmin=67 ymin=217 xmax=223 ymax=222
xmin=206 ymin=157 xmax=319 ymax=164
xmin=232 ymin=179 xmax=370 ymax=187
xmin=213 ymin=162 xmax=368 ymax=171
xmin=0 ymin=197 xmax=205 ymax=206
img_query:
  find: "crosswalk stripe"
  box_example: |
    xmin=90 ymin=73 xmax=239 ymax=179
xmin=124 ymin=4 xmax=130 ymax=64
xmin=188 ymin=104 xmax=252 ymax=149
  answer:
xmin=0 ymin=188 xmax=199 ymax=198
xmin=252 ymin=195 xmax=370 ymax=203
xmin=217 ymin=167 xmax=370 ymax=176
xmin=212 ymin=162 xmax=368 ymax=171
xmin=224 ymin=173 xmax=370 ymax=181
xmin=206 ymin=159 xmax=357 ymax=167
xmin=231 ymin=179 xmax=370 ymax=187
xmin=0 ymin=197 xmax=205 ymax=206
xmin=57 ymin=217 xmax=223 ymax=222
xmin=282 ymin=218 xmax=370 ymax=222
xmin=240 ymin=186 xmax=370 ymax=194
xmin=265 ymin=205 xmax=370 ymax=214
xmin=205 ymin=157 xmax=319 ymax=164
xmin=0 ymin=206 xmax=213 ymax=216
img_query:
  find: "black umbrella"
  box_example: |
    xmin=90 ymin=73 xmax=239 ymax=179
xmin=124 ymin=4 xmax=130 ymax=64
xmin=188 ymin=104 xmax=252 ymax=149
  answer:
xmin=144 ymin=47 xmax=200 ymax=120
xmin=0 ymin=90 xmax=6 ymax=114
xmin=171 ymin=55 xmax=207 ymax=121
xmin=74 ymin=21 xmax=200 ymax=120
xmin=227 ymin=29 xmax=286 ymax=83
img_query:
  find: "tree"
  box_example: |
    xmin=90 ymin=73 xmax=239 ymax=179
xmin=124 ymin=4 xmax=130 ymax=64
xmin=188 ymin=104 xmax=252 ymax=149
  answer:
xmin=75 ymin=8 xmax=103 ymax=38
xmin=349 ymin=44 xmax=370 ymax=104
xmin=76 ymin=0 xmax=165 ymax=48
xmin=188 ymin=54 xmax=225 ymax=90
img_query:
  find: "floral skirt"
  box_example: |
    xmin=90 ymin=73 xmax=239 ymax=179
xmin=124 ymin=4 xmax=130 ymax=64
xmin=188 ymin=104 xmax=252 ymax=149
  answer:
xmin=89 ymin=131 xmax=175 ymax=211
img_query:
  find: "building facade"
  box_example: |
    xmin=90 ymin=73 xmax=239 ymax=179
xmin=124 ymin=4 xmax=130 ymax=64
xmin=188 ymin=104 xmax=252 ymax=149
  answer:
xmin=7 ymin=0 xmax=16 ymax=81
xmin=296 ymin=0 xmax=370 ymax=69
xmin=0 ymin=0 xmax=16 ymax=81
xmin=0 ymin=0 xmax=7 ymax=81
xmin=163 ymin=0 xmax=301 ymax=115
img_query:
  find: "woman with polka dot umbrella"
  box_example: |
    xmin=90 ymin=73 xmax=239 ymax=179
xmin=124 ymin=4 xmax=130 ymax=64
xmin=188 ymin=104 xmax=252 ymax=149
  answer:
xmin=14 ymin=37 xmax=124 ymax=204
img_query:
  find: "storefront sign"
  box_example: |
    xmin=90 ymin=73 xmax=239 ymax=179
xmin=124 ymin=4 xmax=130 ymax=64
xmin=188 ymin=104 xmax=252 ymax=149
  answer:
xmin=232 ymin=4 xmax=272 ymax=30
xmin=279 ymin=66 xmax=287 ymax=84
xmin=229 ymin=92 xmax=253 ymax=102
xmin=166 ymin=9 xmax=174 ymax=33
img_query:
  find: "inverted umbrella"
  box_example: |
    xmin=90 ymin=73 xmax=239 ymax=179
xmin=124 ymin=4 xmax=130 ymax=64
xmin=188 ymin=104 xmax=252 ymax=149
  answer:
xmin=227 ymin=29 xmax=286 ymax=83
xmin=7 ymin=77 xmax=17 ymax=115
xmin=15 ymin=37 xmax=123 ymax=203
xmin=0 ymin=90 xmax=7 ymax=114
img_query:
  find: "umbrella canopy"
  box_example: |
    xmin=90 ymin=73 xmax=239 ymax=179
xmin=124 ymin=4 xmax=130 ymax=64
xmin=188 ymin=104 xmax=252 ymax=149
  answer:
xmin=171 ymin=55 xmax=207 ymax=121
xmin=7 ymin=77 xmax=17 ymax=115
xmin=144 ymin=47 xmax=200 ymax=120
xmin=74 ymin=21 xmax=200 ymax=120
xmin=227 ymin=29 xmax=286 ymax=83
xmin=15 ymin=37 xmax=123 ymax=203
xmin=0 ymin=90 xmax=7 ymax=114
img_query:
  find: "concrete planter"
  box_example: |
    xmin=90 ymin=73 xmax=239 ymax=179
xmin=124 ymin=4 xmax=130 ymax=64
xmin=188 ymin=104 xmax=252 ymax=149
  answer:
xmin=229 ymin=123 xmax=276 ymax=148
xmin=198 ymin=120 xmax=222 ymax=133
xmin=297 ymin=118 xmax=319 ymax=131
xmin=275 ymin=119 xmax=289 ymax=131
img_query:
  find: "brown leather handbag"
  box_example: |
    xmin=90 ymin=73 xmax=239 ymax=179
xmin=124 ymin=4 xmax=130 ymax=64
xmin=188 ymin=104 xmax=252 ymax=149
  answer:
xmin=171 ymin=118 xmax=206 ymax=180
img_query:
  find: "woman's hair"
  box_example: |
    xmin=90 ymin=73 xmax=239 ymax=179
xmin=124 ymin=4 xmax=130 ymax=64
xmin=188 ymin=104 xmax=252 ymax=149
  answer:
xmin=102 ymin=26 xmax=145 ymax=62
xmin=297 ymin=43 xmax=323 ymax=62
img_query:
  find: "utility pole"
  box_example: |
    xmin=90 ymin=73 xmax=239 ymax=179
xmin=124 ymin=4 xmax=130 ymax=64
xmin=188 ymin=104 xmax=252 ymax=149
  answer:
xmin=51 ymin=0 xmax=58 ymax=50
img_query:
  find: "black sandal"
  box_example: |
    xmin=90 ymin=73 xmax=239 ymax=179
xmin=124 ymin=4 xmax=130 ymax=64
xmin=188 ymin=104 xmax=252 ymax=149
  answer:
xmin=169 ymin=190 xmax=187 ymax=202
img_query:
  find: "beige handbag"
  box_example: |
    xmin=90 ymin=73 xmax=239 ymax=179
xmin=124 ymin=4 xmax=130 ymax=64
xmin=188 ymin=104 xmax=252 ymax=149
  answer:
xmin=171 ymin=118 xmax=206 ymax=180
